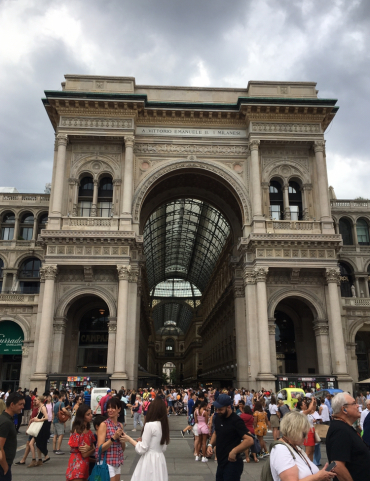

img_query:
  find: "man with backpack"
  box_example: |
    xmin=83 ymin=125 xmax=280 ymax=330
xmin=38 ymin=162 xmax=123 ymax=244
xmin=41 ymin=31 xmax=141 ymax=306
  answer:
xmin=52 ymin=391 xmax=70 ymax=455
xmin=93 ymin=389 xmax=112 ymax=416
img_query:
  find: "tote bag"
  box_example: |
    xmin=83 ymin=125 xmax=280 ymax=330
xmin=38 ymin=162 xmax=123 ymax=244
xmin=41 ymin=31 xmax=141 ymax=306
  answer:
xmin=88 ymin=445 xmax=110 ymax=481
xmin=26 ymin=409 xmax=43 ymax=438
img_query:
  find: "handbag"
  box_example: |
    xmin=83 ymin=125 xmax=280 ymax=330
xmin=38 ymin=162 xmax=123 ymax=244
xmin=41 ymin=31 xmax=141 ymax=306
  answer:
xmin=26 ymin=409 xmax=43 ymax=437
xmin=89 ymin=445 xmax=110 ymax=481
xmin=314 ymin=429 xmax=321 ymax=443
xmin=250 ymin=433 xmax=261 ymax=453
xmin=315 ymin=423 xmax=329 ymax=439
xmin=57 ymin=402 xmax=71 ymax=423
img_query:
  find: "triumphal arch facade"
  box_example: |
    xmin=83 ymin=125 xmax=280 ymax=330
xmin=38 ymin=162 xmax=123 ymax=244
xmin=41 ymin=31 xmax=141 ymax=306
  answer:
xmin=1 ymin=75 xmax=365 ymax=393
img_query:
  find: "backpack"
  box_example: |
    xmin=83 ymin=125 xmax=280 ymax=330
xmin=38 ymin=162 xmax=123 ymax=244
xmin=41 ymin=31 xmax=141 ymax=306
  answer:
xmin=260 ymin=440 xmax=296 ymax=481
xmin=57 ymin=402 xmax=71 ymax=424
xmin=103 ymin=400 xmax=108 ymax=414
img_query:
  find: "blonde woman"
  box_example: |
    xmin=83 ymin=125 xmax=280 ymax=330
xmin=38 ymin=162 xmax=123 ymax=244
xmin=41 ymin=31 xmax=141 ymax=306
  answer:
xmin=31 ymin=395 xmax=50 ymax=466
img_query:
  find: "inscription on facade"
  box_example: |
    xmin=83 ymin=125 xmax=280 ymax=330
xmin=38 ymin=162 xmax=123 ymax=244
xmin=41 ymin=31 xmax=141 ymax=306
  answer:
xmin=136 ymin=127 xmax=247 ymax=138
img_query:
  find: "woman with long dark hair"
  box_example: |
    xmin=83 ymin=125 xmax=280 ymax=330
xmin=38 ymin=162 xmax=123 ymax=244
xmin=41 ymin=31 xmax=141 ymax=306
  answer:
xmin=65 ymin=403 xmax=94 ymax=480
xmin=121 ymin=396 xmax=169 ymax=481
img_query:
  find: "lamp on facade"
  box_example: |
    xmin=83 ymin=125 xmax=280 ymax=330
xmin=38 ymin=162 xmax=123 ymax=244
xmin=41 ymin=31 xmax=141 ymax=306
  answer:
xmin=99 ymin=309 xmax=105 ymax=316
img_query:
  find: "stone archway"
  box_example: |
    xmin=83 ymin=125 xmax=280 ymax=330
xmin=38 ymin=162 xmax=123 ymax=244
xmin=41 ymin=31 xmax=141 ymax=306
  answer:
xmin=132 ymin=159 xmax=251 ymax=226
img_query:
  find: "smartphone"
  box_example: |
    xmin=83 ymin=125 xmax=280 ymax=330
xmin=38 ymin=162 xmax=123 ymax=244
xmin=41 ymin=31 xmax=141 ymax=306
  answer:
xmin=325 ymin=461 xmax=336 ymax=472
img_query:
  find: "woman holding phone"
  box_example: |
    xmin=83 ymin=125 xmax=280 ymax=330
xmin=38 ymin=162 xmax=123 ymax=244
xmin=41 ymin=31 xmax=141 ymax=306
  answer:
xmin=96 ymin=397 xmax=126 ymax=481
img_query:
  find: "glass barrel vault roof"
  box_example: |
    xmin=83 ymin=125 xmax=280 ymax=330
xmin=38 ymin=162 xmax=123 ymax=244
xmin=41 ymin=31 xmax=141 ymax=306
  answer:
xmin=144 ymin=198 xmax=230 ymax=334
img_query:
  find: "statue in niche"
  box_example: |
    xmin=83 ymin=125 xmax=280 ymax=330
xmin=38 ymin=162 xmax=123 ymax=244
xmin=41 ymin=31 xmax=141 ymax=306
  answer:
xmin=351 ymin=285 xmax=356 ymax=298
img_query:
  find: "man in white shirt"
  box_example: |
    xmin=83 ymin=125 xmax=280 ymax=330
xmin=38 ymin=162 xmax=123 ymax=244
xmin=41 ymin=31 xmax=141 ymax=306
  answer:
xmin=233 ymin=390 xmax=241 ymax=407
xmin=367 ymin=391 xmax=370 ymax=400
xmin=360 ymin=399 xmax=370 ymax=430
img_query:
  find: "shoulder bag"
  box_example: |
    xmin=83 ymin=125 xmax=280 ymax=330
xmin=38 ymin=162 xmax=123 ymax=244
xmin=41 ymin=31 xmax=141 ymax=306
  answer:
xmin=57 ymin=402 xmax=71 ymax=423
xmin=89 ymin=445 xmax=110 ymax=481
xmin=26 ymin=408 xmax=44 ymax=437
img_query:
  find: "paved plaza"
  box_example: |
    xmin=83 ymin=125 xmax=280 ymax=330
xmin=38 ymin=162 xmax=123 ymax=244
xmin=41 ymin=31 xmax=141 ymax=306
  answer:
xmin=12 ymin=414 xmax=329 ymax=481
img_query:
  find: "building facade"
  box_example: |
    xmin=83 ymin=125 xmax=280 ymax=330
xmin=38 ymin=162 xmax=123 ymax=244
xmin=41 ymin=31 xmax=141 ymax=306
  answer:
xmin=0 ymin=75 xmax=368 ymax=393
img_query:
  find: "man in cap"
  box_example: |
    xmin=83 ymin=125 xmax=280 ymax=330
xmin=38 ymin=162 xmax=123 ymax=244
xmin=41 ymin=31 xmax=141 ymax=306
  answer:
xmin=94 ymin=389 xmax=112 ymax=416
xmin=207 ymin=394 xmax=253 ymax=481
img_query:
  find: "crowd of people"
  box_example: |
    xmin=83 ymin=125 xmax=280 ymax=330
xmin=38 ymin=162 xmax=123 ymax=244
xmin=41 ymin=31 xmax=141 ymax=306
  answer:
xmin=0 ymin=385 xmax=369 ymax=480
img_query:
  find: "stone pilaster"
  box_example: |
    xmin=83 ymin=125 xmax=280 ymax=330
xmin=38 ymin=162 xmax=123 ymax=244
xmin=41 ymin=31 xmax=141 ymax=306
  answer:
xmin=51 ymin=317 xmax=67 ymax=372
xmin=243 ymin=269 xmax=259 ymax=389
xmin=51 ymin=134 xmax=68 ymax=216
xmin=314 ymin=141 xmax=333 ymax=229
xmin=107 ymin=317 xmax=117 ymax=374
xmin=250 ymin=140 xmax=263 ymax=221
xmin=233 ymin=277 xmax=248 ymax=387
xmin=121 ymin=136 xmax=135 ymax=221
xmin=313 ymin=319 xmax=331 ymax=374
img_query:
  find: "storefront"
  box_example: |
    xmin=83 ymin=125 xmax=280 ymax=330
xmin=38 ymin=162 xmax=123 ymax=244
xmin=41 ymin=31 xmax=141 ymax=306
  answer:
xmin=47 ymin=374 xmax=111 ymax=392
xmin=276 ymin=375 xmax=337 ymax=392
xmin=0 ymin=321 xmax=24 ymax=392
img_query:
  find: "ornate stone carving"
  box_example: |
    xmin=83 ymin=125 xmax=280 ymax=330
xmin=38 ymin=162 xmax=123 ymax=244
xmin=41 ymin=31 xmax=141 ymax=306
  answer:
xmin=68 ymin=177 xmax=78 ymax=185
xmin=233 ymin=279 xmax=245 ymax=298
xmin=22 ymin=346 xmax=29 ymax=356
xmin=254 ymin=267 xmax=269 ymax=282
xmin=108 ymin=322 xmax=117 ymax=333
xmin=133 ymin=143 xmax=249 ymax=156
xmin=243 ymin=270 xmax=256 ymax=285
xmin=313 ymin=321 xmax=329 ymax=336
xmin=56 ymin=133 xmax=68 ymax=147
xmin=40 ymin=265 xmax=58 ymax=280
xmin=58 ymin=269 xmax=84 ymax=282
xmin=128 ymin=269 xmax=139 ymax=283
xmin=124 ymin=136 xmax=135 ymax=148
xmin=72 ymin=204 xmax=78 ymax=217
xmin=253 ymin=123 xmax=320 ymax=134
xmin=132 ymin=159 xmax=252 ymax=223
xmin=268 ymin=323 xmax=276 ymax=335
xmin=60 ymin=117 xmax=132 ymax=129
xmin=117 ymin=265 xmax=131 ymax=280
xmin=314 ymin=140 xmax=325 ymax=153
xmin=325 ymin=267 xmax=340 ymax=285
xmin=84 ymin=266 xmax=94 ymax=282
xmin=290 ymin=269 xmax=300 ymax=284
xmin=250 ymin=139 xmax=260 ymax=151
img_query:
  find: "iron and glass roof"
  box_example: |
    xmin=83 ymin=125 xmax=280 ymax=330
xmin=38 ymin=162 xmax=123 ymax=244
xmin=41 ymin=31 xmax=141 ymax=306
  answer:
xmin=144 ymin=198 xmax=230 ymax=335
xmin=152 ymin=303 xmax=192 ymax=334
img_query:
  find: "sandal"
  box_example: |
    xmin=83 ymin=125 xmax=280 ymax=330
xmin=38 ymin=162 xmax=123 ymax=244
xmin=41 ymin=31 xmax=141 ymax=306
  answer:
xmin=14 ymin=461 xmax=25 ymax=465
xmin=43 ymin=457 xmax=51 ymax=463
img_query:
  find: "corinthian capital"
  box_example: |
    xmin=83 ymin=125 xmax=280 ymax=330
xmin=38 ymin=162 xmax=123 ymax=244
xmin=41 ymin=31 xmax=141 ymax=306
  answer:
xmin=325 ymin=267 xmax=341 ymax=285
xmin=249 ymin=139 xmax=260 ymax=151
xmin=243 ymin=269 xmax=256 ymax=285
xmin=40 ymin=265 xmax=58 ymax=281
xmin=117 ymin=265 xmax=131 ymax=280
xmin=124 ymin=136 xmax=135 ymax=148
xmin=56 ymin=133 xmax=68 ymax=147
xmin=254 ymin=267 xmax=269 ymax=282
xmin=129 ymin=269 xmax=139 ymax=283
xmin=314 ymin=140 xmax=325 ymax=153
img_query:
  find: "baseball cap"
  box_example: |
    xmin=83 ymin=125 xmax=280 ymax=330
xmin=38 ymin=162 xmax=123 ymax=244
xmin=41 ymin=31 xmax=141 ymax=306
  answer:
xmin=107 ymin=389 xmax=111 ymax=393
xmin=213 ymin=394 xmax=232 ymax=408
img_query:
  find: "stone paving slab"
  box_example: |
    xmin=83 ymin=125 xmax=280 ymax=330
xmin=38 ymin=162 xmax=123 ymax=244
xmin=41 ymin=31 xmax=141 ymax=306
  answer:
xmin=12 ymin=414 xmax=328 ymax=480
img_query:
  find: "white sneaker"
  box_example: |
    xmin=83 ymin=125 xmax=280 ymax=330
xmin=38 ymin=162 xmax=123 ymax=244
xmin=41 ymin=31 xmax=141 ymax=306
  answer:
xmin=132 ymin=429 xmax=137 ymax=432
xmin=201 ymin=457 xmax=208 ymax=463
xmin=195 ymin=456 xmax=200 ymax=461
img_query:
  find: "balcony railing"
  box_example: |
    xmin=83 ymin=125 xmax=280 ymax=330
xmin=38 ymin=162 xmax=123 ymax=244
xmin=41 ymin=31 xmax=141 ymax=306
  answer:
xmin=331 ymin=200 xmax=370 ymax=209
xmin=0 ymin=293 xmax=38 ymax=302
xmin=0 ymin=194 xmax=50 ymax=204
xmin=265 ymin=220 xmax=321 ymax=233
xmin=343 ymin=298 xmax=370 ymax=307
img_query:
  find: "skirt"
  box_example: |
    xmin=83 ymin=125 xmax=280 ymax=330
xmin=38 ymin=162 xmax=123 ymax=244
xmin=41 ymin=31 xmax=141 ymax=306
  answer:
xmin=270 ymin=414 xmax=280 ymax=428
xmin=304 ymin=427 xmax=315 ymax=447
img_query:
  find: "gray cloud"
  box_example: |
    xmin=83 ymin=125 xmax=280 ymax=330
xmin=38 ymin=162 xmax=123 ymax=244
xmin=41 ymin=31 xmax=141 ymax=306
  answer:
xmin=0 ymin=0 xmax=369 ymax=198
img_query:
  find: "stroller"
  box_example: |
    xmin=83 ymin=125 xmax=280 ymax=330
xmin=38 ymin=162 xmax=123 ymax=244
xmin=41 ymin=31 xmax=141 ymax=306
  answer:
xmin=174 ymin=400 xmax=186 ymax=415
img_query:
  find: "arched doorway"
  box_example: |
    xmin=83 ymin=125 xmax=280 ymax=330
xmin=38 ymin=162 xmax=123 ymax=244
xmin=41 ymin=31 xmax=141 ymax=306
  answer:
xmin=163 ymin=362 xmax=176 ymax=384
xmin=355 ymin=326 xmax=370 ymax=381
xmin=275 ymin=310 xmax=297 ymax=373
xmin=138 ymin=167 xmax=245 ymax=385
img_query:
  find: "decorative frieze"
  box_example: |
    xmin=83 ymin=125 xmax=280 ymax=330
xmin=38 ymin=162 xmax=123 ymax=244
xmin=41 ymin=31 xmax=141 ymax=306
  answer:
xmin=60 ymin=117 xmax=133 ymax=130
xmin=255 ymin=247 xmax=335 ymax=260
xmin=133 ymin=143 xmax=249 ymax=156
xmin=68 ymin=218 xmax=112 ymax=227
xmin=47 ymin=245 xmax=129 ymax=257
xmin=252 ymin=122 xmax=321 ymax=134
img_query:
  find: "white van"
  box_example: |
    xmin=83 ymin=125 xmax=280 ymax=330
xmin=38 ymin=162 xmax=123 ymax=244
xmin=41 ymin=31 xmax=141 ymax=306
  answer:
xmin=91 ymin=387 xmax=109 ymax=414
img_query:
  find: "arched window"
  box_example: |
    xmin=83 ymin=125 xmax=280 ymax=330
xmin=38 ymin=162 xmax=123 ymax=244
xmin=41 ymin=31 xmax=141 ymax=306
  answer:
xmin=288 ymin=181 xmax=302 ymax=221
xmin=78 ymin=176 xmax=94 ymax=217
xmin=356 ymin=219 xmax=370 ymax=245
xmin=38 ymin=214 xmax=48 ymax=235
xmin=269 ymin=181 xmax=283 ymax=220
xmin=339 ymin=218 xmax=353 ymax=245
xmin=339 ymin=262 xmax=354 ymax=297
xmin=78 ymin=307 xmax=109 ymax=373
xmin=19 ymin=213 xmax=34 ymax=240
xmin=275 ymin=310 xmax=297 ymax=374
xmin=19 ymin=257 xmax=41 ymax=294
xmin=1 ymin=213 xmax=15 ymax=240
xmin=0 ymin=258 xmax=3 ymax=292
xmin=165 ymin=338 xmax=175 ymax=357
xmin=98 ymin=177 xmax=113 ymax=217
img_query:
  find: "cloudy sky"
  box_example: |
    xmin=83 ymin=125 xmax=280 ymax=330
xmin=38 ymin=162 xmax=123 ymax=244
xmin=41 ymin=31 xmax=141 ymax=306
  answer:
xmin=0 ymin=0 xmax=369 ymax=198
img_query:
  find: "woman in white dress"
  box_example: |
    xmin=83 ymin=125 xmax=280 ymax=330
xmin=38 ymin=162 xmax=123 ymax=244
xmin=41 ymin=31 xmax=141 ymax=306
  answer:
xmin=121 ymin=396 xmax=169 ymax=481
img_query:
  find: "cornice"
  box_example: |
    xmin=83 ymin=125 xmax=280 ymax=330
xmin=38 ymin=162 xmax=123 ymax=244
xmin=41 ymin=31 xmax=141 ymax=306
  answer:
xmin=238 ymin=233 xmax=342 ymax=253
xmin=37 ymin=230 xmax=143 ymax=247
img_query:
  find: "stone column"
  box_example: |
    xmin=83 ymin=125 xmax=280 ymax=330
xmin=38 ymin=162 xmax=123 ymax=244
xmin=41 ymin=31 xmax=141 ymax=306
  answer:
xmin=13 ymin=216 xmax=20 ymax=241
xmin=111 ymin=265 xmax=130 ymax=388
xmin=112 ymin=179 xmax=122 ymax=216
xmin=268 ymin=318 xmax=277 ymax=374
xmin=313 ymin=320 xmax=331 ymax=373
xmin=243 ymin=270 xmax=259 ymax=389
xmin=70 ymin=178 xmax=79 ymax=217
xmin=234 ymin=278 xmax=248 ymax=387
xmin=364 ymin=276 xmax=370 ymax=298
xmin=106 ymin=317 xmax=117 ymax=374
xmin=250 ymin=140 xmax=263 ymax=219
xmin=302 ymin=184 xmax=311 ymax=220
xmin=255 ymin=267 xmax=275 ymax=384
xmin=122 ymin=136 xmax=135 ymax=217
xmin=314 ymin=141 xmax=332 ymax=223
xmin=51 ymin=317 xmax=67 ymax=372
xmin=91 ymin=180 xmax=99 ymax=217
xmin=51 ymin=134 xmax=68 ymax=215
xmin=31 ymin=265 xmax=58 ymax=389
xmin=32 ymin=217 xmax=38 ymax=241
xmin=126 ymin=269 xmax=139 ymax=388
xmin=355 ymin=277 xmax=361 ymax=297
xmin=283 ymin=184 xmax=291 ymax=220
xmin=325 ymin=268 xmax=353 ymax=391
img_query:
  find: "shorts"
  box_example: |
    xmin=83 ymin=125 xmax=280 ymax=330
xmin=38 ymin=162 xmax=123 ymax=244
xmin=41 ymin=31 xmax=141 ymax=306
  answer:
xmin=28 ymin=435 xmax=33 ymax=442
xmin=168 ymin=400 xmax=173 ymax=406
xmin=193 ymin=423 xmax=199 ymax=436
xmin=54 ymin=423 xmax=65 ymax=436
xmin=270 ymin=414 xmax=280 ymax=428
xmin=98 ymin=462 xmax=121 ymax=477
xmin=304 ymin=428 xmax=315 ymax=447
xmin=198 ymin=423 xmax=209 ymax=435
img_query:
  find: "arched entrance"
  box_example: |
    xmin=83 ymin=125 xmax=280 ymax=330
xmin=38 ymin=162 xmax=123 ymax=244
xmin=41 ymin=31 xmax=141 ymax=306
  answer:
xmin=138 ymin=167 xmax=245 ymax=386
xmin=0 ymin=320 xmax=24 ymax=391
xmin=355 ymin=326 xmax=370 ymax=381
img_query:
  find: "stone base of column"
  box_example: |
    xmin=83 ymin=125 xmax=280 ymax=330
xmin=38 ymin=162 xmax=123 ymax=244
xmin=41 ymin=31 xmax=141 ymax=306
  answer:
xmin=29 ymin=374 xmax=48 ymax=393
xmin=321 ymin=218 xmax=335 ymax=233
xmin=46 ymin=215 xmax=62 ymax=230
xmin=251 ymin=217 xmax=266 ymax=233
xmin=110 ymin=372 xmax=129 ymax=392
xmin=119 ymin=214 xmax=133 ymax=231
xmin=256 ymin=373 xmax=276 ymax=390
xmin=335 ymin=374 xmax=353 ymax=393
xmin=236 ymin=377 xmax=250 ymax=388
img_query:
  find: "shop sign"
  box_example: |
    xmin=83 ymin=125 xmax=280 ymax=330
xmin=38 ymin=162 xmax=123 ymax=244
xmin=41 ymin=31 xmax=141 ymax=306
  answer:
xmin=79 ymin=332 xmax=108 ymax=345
xmin=298 ymin=377 xmax=316 ymax=381
xmin=326 ymin=378 xmax=335 ymax=381
xmin=279 ymin=377 xmax=289 ymax=381
xmin=0 ymin=321 xmax=24 ymax=354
